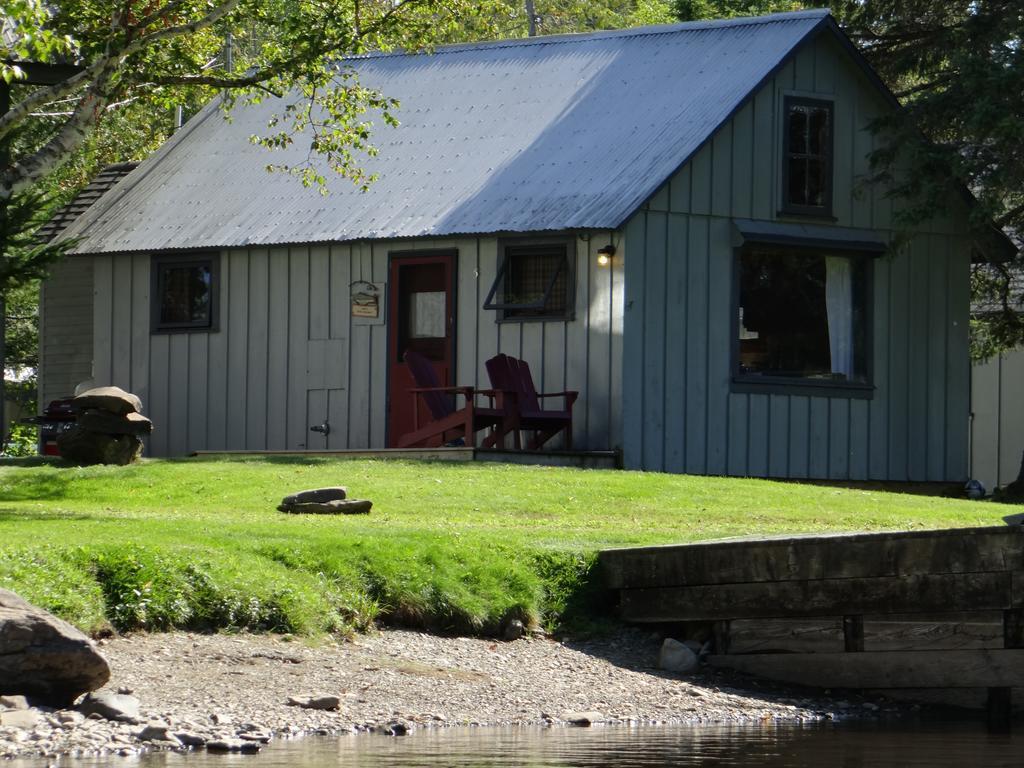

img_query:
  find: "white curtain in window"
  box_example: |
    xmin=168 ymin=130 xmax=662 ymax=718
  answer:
xmin=825 ymin=256 xmax=853 ymax=378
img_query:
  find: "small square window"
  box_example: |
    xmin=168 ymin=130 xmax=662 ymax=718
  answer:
xmin=151 ymin=254 xmax=218 ymax=332
xmin=484 ymin=241 xmax=573 ymax=321
xmin=782 ymin=97 xmax=833 ymax=216
xmin=736 ymin=247 xmax=869 ymax=385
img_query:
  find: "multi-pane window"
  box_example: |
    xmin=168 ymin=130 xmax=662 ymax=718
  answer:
xmin=783 ymin=97 xmax=833 ymax=215
xmin=151 ymin=255 xmax=217 ymax=332
xmin=484 ymin=241 xmax=573 ymax=320
xmin=737 ymin=247 xmax=868 ymax=384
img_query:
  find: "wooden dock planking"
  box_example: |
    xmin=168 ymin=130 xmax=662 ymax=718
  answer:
xmin=864 ymin=612 xmax=1005 ymax=651
xmin=725 ymin=618 xmax=845 ymax=654
xmin=601 ymin=525 xmax=1024 ymax=717
xmin=724 ymin=613 xmax=1006 ymax=655
xmin=600 ymin=526 xmax=1024 ymax=590
xmin=600 ymin=527 xmax=1024 ymax=601
xmin=708 ymin=649 xmax=1024 ymax=689
xmin=619 ymin=572 xmax=1014 ymax=623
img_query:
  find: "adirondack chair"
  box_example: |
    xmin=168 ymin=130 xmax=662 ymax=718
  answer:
xmin=396 ymin=350 xmax=509 ymax=449
xmin=485 ymin=353 xmax=578 ymax=450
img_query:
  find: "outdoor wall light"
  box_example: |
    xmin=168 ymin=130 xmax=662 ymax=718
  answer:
xmin=596 ymin=244 xmax=616 ymax=267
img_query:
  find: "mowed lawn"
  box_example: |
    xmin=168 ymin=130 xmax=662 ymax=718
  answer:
xmin=0 ymin=456 xmax=1006 ymax=637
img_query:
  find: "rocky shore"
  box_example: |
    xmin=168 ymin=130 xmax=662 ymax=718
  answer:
xmin=0 ymin=627 xmax=908 ymax=762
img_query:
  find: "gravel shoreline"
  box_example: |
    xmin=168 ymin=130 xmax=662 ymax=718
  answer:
xmin=1 ymin=627 xmax=907 ymax=762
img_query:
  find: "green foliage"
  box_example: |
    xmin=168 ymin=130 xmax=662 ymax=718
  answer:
xmin=0 ymin=457 xmax=1002 ymax=636
xmin=828 ymin=0 xmax=1024 ymax=356
xmin=4 ymin=281 xmax=39 ymax=373
xmin=0 ymin=0 xmax=76 ymax=82
xmin=0 ymin=547 xmax=109 ymax=631
xmin=672 ymin=0 xmax=804 ymax=22
xmin=1 ymin=422 xmax=37 ymax=457
xmin=0 ymin=189 xmax=76 ymax=294
xmin=530 ymin=550 xmax=609 ymax=634
xmin=87 ymin=546 xmax=193 ymax=630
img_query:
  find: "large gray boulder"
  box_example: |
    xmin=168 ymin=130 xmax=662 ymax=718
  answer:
xmin=78 ymin=409 xmax=153 ymax=436
xmin=57 ymin=425 xmax=143 ymax=466
xmin=0 ymin=589 xmax=110 ymax=708
xmin=72 ymin=386 xmax=142 ymax=416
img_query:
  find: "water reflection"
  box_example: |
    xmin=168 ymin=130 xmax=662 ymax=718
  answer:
xmin=12 ymin=722 xmax=1023 ymax=768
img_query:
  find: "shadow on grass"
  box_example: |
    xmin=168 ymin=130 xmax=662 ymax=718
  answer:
xmin=179 ymin=454 xmax=339 ymax=466
xmin=0 ymin=470 xmax=75 ymax=501
xmin=786 ymin=478 xmax=966 ymax=499
xmin=0 ymin=456 xmax=68 ymax=468
xmin=0 ymin=508 xmax=94 ymax=522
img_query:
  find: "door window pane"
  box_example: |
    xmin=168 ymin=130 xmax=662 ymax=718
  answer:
xmin=409 ymin=291 xmax=446 ymax=338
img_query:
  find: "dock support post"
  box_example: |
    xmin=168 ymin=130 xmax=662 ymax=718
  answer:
xmin=1004 ymin=608 xmax=1024 ymax=649
xmin=843 ymin=615 xmax=864 ymax=652
xmin=713 ymin=621 xmax=730 ymax=655
xmin=987 ymin=687 xmax=1012 ymax=732
xmin=987 ymin=607 xmax=1024 ymax=732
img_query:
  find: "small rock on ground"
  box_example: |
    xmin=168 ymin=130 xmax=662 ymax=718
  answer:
xmin=287 ymin=695 xmax=342 ymax=710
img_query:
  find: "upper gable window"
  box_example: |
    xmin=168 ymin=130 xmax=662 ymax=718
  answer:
xmin=151 ymin=254 xmax=218 ymax=333
xmin=783 ymin=97 xmax=833 ymax=216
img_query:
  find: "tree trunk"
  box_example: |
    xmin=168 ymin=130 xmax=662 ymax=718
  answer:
xmin=0 ymin=294 xmax=6 ymax=446
xmin=1 ymin=79 xmax=8 ymax=446
xmin=525 ymin=0 xmax=537 ymax=36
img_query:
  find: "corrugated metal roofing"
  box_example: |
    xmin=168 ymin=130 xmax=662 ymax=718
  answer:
xmin=63 ymin=9 xmax=831 ymax=254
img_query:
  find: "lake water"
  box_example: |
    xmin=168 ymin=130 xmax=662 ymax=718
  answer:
xmin=10 ymin=721 xmax=1023 ymax=767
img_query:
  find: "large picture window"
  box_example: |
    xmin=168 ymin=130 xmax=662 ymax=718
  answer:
xmin=736 ymin=247 xmax=869 ymax=389
xmin=484 ymin=240 xmax=573 ymax=321
xmin=782 ymin=97 xmax=833 ymax=216
xmin=151 ymin=254 xmax=218 ymax=332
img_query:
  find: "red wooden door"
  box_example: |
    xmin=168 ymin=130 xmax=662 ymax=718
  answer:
xmin=387 ymin=251 xmax=456 ymax=447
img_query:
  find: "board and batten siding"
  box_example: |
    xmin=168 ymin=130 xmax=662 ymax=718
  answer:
xmin=89 ymin=235 xmax=623 ymax=456
xmin=39 ymin=257 xmax=95 ymax=407
xmin=971 ymin=349 xmax=1024 ymax=492
xmin=621 ymin=32 xmax=972 ymax=481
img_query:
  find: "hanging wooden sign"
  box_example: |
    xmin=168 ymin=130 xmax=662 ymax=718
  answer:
xmin=350 ymin=280 xmax=382 ymax=319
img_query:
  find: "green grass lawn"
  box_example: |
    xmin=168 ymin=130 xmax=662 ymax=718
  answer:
xmin=0 ymin=456 xmax=1008 ymax=637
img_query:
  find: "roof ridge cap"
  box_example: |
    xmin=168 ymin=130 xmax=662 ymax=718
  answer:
xmin=344 ymin=8 xmax=831 ymax=62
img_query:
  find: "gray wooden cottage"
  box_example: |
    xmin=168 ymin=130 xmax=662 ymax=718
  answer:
xmin=40 ymin=9 xmax=1013 ymax=480
xmin=970 ymin=271 xmax=1024 ymax=492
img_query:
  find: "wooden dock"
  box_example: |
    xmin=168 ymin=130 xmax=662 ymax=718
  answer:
xmin=600 ymin=525 xmax=1024 ymax=725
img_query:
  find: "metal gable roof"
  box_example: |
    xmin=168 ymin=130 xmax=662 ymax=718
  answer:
xmin=63 ymin=9 xmax=831 ymax=254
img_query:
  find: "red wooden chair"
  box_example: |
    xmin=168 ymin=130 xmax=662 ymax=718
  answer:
xmin=485 ymin=353 xmax=578 ymax=450
xmin=396 ymin=350 xmax=509 ymax=449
